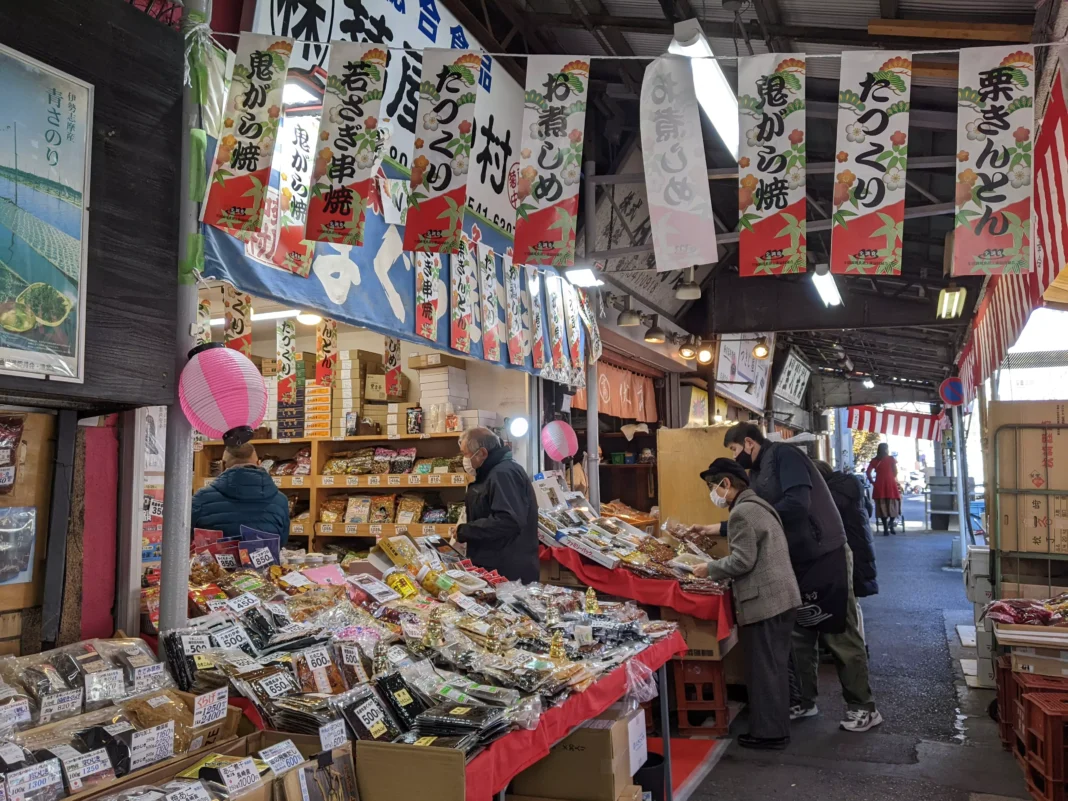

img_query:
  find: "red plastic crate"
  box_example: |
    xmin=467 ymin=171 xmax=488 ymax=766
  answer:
xmin=999 ymin=656 xmax=1016 ymax=749
xmin=1027 ymin=762 xmax=1068 ymax=801
xmin=672 ymin=657 xmax=729 ymax=737
xmin=1025 ymin=693 xmax=1068 ymax=781
xmin=1015 ymin=674 xmax=1068 ymax=738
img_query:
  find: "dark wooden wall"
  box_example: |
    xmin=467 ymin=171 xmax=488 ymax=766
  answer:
xmin=0 ymin=0 xmax=182 ymax=411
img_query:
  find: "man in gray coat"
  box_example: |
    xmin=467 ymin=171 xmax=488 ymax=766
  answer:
xmin=692 ymin=458 xmax=801 ymax=750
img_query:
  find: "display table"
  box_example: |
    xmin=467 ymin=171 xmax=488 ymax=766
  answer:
xmin=540 ymin=546 xmax=735 ymax=639
xmin=465 ymin=630 xmax=687 ymax=801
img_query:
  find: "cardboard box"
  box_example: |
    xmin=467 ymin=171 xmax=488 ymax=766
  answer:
xmin=616 ymin=786 xmax=643 ymax=801
xmin=421 ymin=395 xmax=470 ymax=409
xmin=977 ymin=626 xmax=994 ymax=659
xmin=976 ymin=657 xmax=996 ymax=688
xmin=357 ymin=741 xmax=465 ymax=801
xmin=1012 ymin=651 xmax=1068 ymax=677
xmin=409 ymin=352 xmax=468 ymax=370
xmin=967 ymin=575 xmax=994 ymax=605
xmin=1000 ymin=582 xmax=1068 ymax=599
xmin=658 ymin=608 xmax=738 ymax=659
xmin=420 ymin=366 xmax=468 ymax=384
xmin=261 ymin=359 xmax=277 ymax=377
xmin=988 ymin=401 xmax=1068 ymax=493
xmin=337 ymin=349 xmax=384 ymax=365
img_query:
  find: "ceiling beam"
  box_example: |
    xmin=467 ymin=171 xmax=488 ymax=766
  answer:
xmin=867 ymin=18 xmax=1033 ymax=42
xmin=812 ymin=376 xmax=939 ymax=406
xmin=752 ymin=0 xmax=791 ymax=52
xmin=879 ymin=0 xmax=899 ymax=18
xmin=438 ymin=0 xmax=525 ymax=82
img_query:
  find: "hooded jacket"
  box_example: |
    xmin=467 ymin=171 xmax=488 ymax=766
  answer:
xmin=824 ymin=470 xmax=879 ymax=598
xmin=191 ymin=465 xmax=290 ymax=544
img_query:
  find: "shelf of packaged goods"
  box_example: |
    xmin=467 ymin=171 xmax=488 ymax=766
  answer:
xmin=203 ymin=433 xmax=461 ymax=446
xmin=315 ymin=473 xmax=472 ymax=489
xmin=195 ymin=476 xmax=313 ymax=491
xmin=289 ymin=521 xmax=311 ymax=537
xmin=314 ymin=522 xmax=458 ymax=538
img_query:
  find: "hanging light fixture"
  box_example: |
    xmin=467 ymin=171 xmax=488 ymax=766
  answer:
xmin=643 ymin=314 xmax=666 ymax=344
xmin=616 ymin=295 xmax=641 ymax=327
xmin=812 ymin=267 xmax=843 ymax=307
xmin=862 ymin=378 xmax=875 ymax=389
xmin=296 ymin=311 xmax=323 ymax=325
xmin=752 ymin=336 xmax=770 ymax=360
xmin=675 ymin=267 xmax=702 ymax=300
xmin=668 ymin=19 xmax=739 ymax=158
xmin=937 ymin=283 xmax=966 ymax=319
xmin=678 ymin=335 xmax=698 ymax=360
xmin=696 ymin=342 xmax=715 ymax=365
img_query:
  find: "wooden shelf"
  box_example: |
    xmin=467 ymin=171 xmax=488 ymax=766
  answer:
xmin=195 ymin=475 xmax=313 ymax=490
xmin=202 ymin=432 xmax=460 ymax=446
xmin=315 ymin=522 xmax=458 ymax=537
xmin=600 ymin=463 xmax=656 ymax=469
xmin=289 ymin=521 xmax=311 ymax=536
xmin=316 ymin=473 xmax=471 ymax=489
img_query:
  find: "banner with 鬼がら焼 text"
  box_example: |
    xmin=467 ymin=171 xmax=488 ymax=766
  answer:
xmin=305 ymin=43 xmax=388 ymax=247
xmin=953 ymin=46 xmax=1036 ymax=276
xmin=639 ymin=56 xmax=718 ymax=273
xmin=512 ymin=57 xmax=589 ymax=267
xmin=203 ymin=34 xmax=292 ymax=235
xmin=268 ymin=115 xmax=319 ymax=277
xmin=830 ymin=51 xmax=912 ymax=276
xmin=414 ymin=252 xmax=444 ymax=341
xmin=737 ymin=55 xmax=807 ymax=277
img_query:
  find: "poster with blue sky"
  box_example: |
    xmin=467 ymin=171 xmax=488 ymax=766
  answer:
xmin=0 ymin=44 xmax=91 ymax=381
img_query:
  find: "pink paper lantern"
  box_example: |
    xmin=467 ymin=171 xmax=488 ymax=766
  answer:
xmin=180 ymin=343 xmax=267 ymax=446
xmin=542 ymin=420 xmax=579 ymax=462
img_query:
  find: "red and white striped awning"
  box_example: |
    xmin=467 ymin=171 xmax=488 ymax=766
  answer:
xmin=847 ymin=406 xmax=949 ymax=441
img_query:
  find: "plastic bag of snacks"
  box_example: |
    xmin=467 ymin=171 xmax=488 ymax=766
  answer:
xmin=93 ymin=638 xmax=174 ymax=697
xmin=123 ymin=689 xmax=195 ymax=753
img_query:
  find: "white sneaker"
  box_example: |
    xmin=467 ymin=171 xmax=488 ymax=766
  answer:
xmin=840 ymin=709 xmax=883 ymax=732
xmin=790 ymin=704 xmax=819 ymax=720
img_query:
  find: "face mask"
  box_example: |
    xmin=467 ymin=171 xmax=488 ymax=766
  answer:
xmin=463 ymin=456 xmax=476 ymax=475
xmin=735 ymin=450 xmax=753 ymax=470
xmin=710 ymin=483 xmax=729 ymax=508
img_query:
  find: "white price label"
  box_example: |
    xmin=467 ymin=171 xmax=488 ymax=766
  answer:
xmin=6 ymin=760 xmax=62 ymax=801
xmin=219 ymin=757 xmax=261 ymax=796
xmin=320 ymin=523 xmax=334 ymax=534
xmin=291 ymin=475 xmax=305 ymax=486
xmin=321 ymin=476 xmax=335 ymax=486
xmin=226 ymin=653 xmax=262 ymax=674
xmin=420 ymin=432 xmax=431 ymax=439
xmin=354 ymin=699 xmax=388 ymax=739
xmin=386 ymin=646 xmax=408 ymax=665
xmin=226 ymin=593 xmax=261 ymax=614
xmin=318 ymin=719 xmax=348 ymax=751
xmin=272 ymin=477 xmax=282 ymax=487
xmin=206 ymin=599 xmax=230 ymax=613
xmin=86 ymin=668 xmax=124 ymax=700
xmin=281 ymin=571 xmax=312 ymax=588
xmin=368 ymin=475 xmax=381 ymax=486
xmin=408 ymin=474 xmax=421 ymax=485
xmin=304 ymin=647 xmax=332 ymax=671
xmin=387 ymin=432 xmax=400 ymax=440
xmin=279 ymin=438 xmax=292 ymax=444
xmin=346 ymin=476 xmax=359 ymax=486
xmin=258 ymin=740 xmax=303 ymax=777
xmin=451 ymin=474 xmax=466 ymax=485
xmin=130 ymin=721 xmax=175 ymax=771
xmin=134 ymin=662 xmax=166 ymax=692
xmin=192 ymin=686 xmax=229 ymax=728
xmin=249 ymin=548 xmax=273 ymax=568
xmin=422 ymin=525 xmax=437 ymax=536
xmin=332 ymin=435 xmax=346 ymax=441
xmin=165 ymin=783 xmax=213 ymax=801
xmin=388 ymin=475 xmax=401 ymax=486
xmin=0 ymin=699 xmax=29 ymax=727
xmin=62 ymin=748 xmax=111 ymax=791
xmin=214 ymin=553 xmax=237 ymax=570
xmin=0 ymin=743 xmax=23 ymax=763
xmin=348 ymin=575 xmax=399 ymax=603
xmin=427 ymin=354 xmax=441 ymax=365
xmin=38 ymin=688 xmax=82 ymax=724
xmin=369 ymin=524 xmax=383 ymax=536
xmin=103 ymin=721 xmax=134 ymax=736
xmin=428 ymin=475 xmax=442 ymax=485
xmin=258 ymin=673 xmax=293 ymax=699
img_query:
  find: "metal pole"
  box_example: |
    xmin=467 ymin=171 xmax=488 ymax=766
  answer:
xmin=159 ymin=0 xmax=210 ymax=638
xmin=583 ymin=159 xmax=601 ymax=513
xmin=951 ymin=406 xmax=969 ymax=565
xmin=658 ymin=663 xmax=673 ymax=801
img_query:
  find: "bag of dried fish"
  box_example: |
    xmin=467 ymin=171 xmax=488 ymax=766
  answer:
xmin=291 ymin=645 xmax=347 ymax=695
xmin=93 ymin=638 xmax=174 ymax=697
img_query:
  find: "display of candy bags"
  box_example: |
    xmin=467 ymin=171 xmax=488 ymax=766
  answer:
xmin=391 ymin=448 xmax=417 ymax=474
xmin=369 ymin=495 xmax=397 ymax=524
xmin=372 ymin=448 xmax=395 ymax=474
xmin=344 ymin=496 xmax=372 ymax=524
xmin=395 ymin=494 xmax=425 ymax=526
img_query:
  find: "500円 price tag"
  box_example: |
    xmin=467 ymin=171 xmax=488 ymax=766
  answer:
xmin=219 ymin=757 xmax=262 ymax=796
xmin=130 ymin=721 xmax=175 ymax=771
xmin=258 ymin=740 xmax=303 ymax=776
xmin=192 ymin=686 xmax=229 ymax=728
xmin=318 ymin=719 xmax=348 ymax=751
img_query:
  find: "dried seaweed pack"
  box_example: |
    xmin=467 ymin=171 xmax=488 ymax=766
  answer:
xmin=373 ymin=671 xmax=427 ymax=732
xmin=331 ymin=686 xmax=401 ymax=742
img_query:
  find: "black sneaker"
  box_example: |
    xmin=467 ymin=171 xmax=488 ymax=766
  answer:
xmin=738 ymin=734 xmax=790 ymax=750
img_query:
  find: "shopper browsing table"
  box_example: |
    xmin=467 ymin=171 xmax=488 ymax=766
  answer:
xmin=690 ymin=458 xmax=801 ymax=750
xmin=454 ymin=427 xmax=539 ymax=583
xmin=866 ymin=443 xmax=902 ymax=536
xmin=191 ymin=444 xmax=290 ymax=543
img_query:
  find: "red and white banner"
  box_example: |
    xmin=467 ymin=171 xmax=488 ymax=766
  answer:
xmin=315 ymin=319 xmax=337 ymax=386
xmin=562 ymin=280 xmax=584 ymax=374
xmin=414 ymin=252 xmax=444 ymax=341
xmin=403 ymin=49 xmax=481 ymax=253
xmin=544 ymin=274 xmax=571 ymax=379
xmin=504 ymin=255 xmax=524 ymax=366
xmin=639 ymin=56 xmax=718 ymax=273
xmin=384 ymin=336 xmax=403 ymax=398
xmin=953 ymin=46 xmax=1036 ymax=276
xmin=269 ymin=115 xmax=318 ymax=276
xmin=450 ymin=234 xmax=477 ymax=353
xmin=276 ymin=319 xmax=297 ymax=404
xmin=513 ymin=57 xmax=590 ymax=267
xmin=831 ymin=52 xmax=912 ymax=276
xmin=573 ymin=363 xmax=658 ymax=423
xmin=476 ymin=243 xmax=500 ymax=362
xmin=847 ymin=405 xmax=947 ymax=441
xmin=528 ymin=267 xmax=547 ymax=369
xmin=223 ymin=286 xmax=252 ymax=356
xmin=737 ymin=55 xmax=807 ymax=276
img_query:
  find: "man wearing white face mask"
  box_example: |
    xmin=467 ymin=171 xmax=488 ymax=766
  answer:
xmin=454 ymin=426 xmax=539 ymax=582
xmin=691 ymin=458 xmax=800 ymax=749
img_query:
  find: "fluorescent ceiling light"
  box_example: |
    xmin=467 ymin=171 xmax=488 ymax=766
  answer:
xmin=283 ymin=82 xmax=318 ymax=106
xmin=669 ymin=20 xmax=739 ymax=159
xmin=296 ymin=311 xmax=323 ymax=325
xmin=937 ymin=283 xmax=966 ymax=319
xmin=862 ymin=378 xmax=875 ymax=389
xmin=209 ymin=309 xmax=301 ymax=327
xmin=812 ymin=272 xmax=843 ymax=307
xmin=566 ymin=267 xmax=604 ymax=288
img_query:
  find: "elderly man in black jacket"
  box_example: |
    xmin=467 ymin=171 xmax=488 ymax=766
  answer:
xmin=454 ymin=427 xmax=539 ymax=583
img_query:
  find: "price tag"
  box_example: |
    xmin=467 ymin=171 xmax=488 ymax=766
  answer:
xmin=367 ymin=475 xmax=381 ymax=486
xmin=354 ymin=699 xmax=388 ymax=739
xmin=272 ymin=477 xmax=282 ymax=487
xmin=427 ymin=354 xmax=441 ymax=365
xmin=345 ymin=476 xmax=359 ymax=486
xmin=165 ymin=783 xmax=213 ymax=801
xmin=6 ymin=760 xmax=62 ymax=801
xmin=134 ymin=662 xmax=166 ymax=693
xmin=304 ymin=647 xmax=332 ymax=671
xmin=258 ymin=740 xmax=303 ymax=777
xmin=226 ymin=593 xmax=261 ymax=614
xmin=226 ymin=653 xmax=262 ymax=674
xmin=421 ymin=524 xmax=437 ymax=536
xmin=394 ymin=524 xmax=408 ymax=535
xmin=206 ymin=598 xmax=229 ymax=613
xmin=318 ymin=719 xmax=348 ymax=751
xmin=291 ymin=476 xmax=305 ymax=486
xmin=388 ymin=475 xmax=401 ymax=486
xmin=413 ymin=736 xmax=437 ymax=746
xmin=348 ymin=575 xmax=399 ymax=603
xmin=369 ymin=524 xmax=383 ymax=536
xmin=215 ymin=553 xmax=237 ymax=570
xmin=279 ymin=438 xmax=291 ymax=444
xmin=0 ymin=699 xmax=30 ymax=727
xmin=428 ymin=474 xmax=442 ymax=485
xmin=420 ymin=432 xmax=431 ymax=439
xmin=85 ymin=668 xmax=124 ymax=700
xmin=387 ymin=433 xmax=400 ymax=440
xmin=61 ymin=748 xmax=111 ymax=791
xmin=258 ymin=673 xmax=293 ymax=699
xmin=38 ymin=688 xmax=82 ymax=724
xmin=104 ymin=721 xmax=134 ymax=736
xmin=281 ymin=571 xmax=312 ymax=588
xmin=408 ymin=474 xmax=421 ymax=485
xmin=192 ymin=686 xmax=229 ymax=728
xmin=291 ymin=523 xmax=305 ymax=535
xmin=451 ymin=474 xmax=467 ymax=485
xmin=321 ymin=476 xmax=335 ymax=486
xmin=130 ymin=721 xmax=175 ymax=771
xmin=393 ymin=689 xmax=414 ymax=707
xmin=219 ymin=757 xmax=261 ymax=796
xmin=386 ymin=645 xmax=409 ymax=665
xmin=320 ymin=523 xmax=334 ymax=534
xmin=249 ymin=548 xmax=273 ymax=568
xmin=339 ymin=644 xmax=369 ymax=682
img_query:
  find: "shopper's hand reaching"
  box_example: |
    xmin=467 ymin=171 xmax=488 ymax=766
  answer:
xmin=692 ymin=564 xmax=709 ymax=578
xmin=687 ymin=523 xmax=721 ymax=537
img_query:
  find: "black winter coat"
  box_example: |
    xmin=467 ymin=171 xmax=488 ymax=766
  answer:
xmin=457 ymin=447 xmax=539 ymax=583
xmin=825 ymin=471 xmax=879 ymax=597
xmin=191 ymin=465 xmax=290 ymax=544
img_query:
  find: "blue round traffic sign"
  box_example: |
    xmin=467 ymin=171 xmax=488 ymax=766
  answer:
xmin=940 ymin=377 xmax=965 ymax=406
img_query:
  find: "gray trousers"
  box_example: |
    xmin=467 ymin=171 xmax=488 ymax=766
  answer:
xmin=740 ymin=607 xmax=797 ymax=740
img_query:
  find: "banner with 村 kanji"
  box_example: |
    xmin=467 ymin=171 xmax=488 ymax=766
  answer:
xmin=831 ymin=52 xmax=912 ymax=276
xmin=223 ymin=286 xmax=252 ymax=356
xmin=404 ymin=49 xmax=480 ymax=252
xmin=203 ymin=34 xmax=292 ymax=235
xmin=737 ymin=55 xmax=807 ymax=276
xmin=315 ymin=318 xmax=337 ymax=386
xmin=306 ymin=43 xmax=388 ymax=246
xmin=513 ymin=57 xmax=590 ymax=267
xmin=504 ymin=255 xmax=524 ymax=366
xmin=953 ymin=46 xmax=1036 ymax=275
xmin=528 ymin=267 xmax=547 ymax=369
xmin=477 ymin=243 xmax=500 ymax=362
xmin=450 ymin=234 xmax=477 ymax=353
xmin=276 ymin=319 xmax=297 ymax=404
xmin=414 ymin=252 xmax=444 ymax=341
xmin=639 ymin=56 xmax=718 ymax=273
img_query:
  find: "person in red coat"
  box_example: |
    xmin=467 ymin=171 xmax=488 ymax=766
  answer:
xmin=866 ymin=443 xmax=902 ymax=537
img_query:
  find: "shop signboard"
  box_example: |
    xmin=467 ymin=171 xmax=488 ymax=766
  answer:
xmin=476 ymin=243 xmax=500 ymax=362
xmin=830 ymin=51 xmax=912 ymax=276
xmin=772 ymin=348 xmax=811 ymax=406
xmin=0 ymin=44 xmax=92 ymax=382
xmin=715 ymin=332 xmax=775 ymax=414
xmin=953 ymin=46 xmax=1036 ymax=276
xmin=449 ymin=233 xmax=476 ymax=353
xmin=736 ymin=54 xmax=807 ymax=277
xmin=223 ymin=286 xmax=253 ymax=356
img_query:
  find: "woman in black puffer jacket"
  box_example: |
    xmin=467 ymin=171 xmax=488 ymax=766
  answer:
xmin=815 ymin=461 xmax=879 ymax=598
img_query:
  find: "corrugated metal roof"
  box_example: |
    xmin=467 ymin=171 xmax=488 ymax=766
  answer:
xmin=898 ymin=0 xmax=1037 ymax=15
xmin=777 ymin=0 xmax=883 ymax=30
xmin=552 ymin=28 xmax=607 ymax=57
xmin=621 ymin=31 xmax=673 ymax=57
xmin=598 ymin=0 xmax=759 ymax=22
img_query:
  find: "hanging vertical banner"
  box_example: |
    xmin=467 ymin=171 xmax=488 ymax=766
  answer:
xmin=203 ymin=34 xmax=292 ymax=234
xmin=830 ymin=52 xmax=912 ymax=276
xmin=561 ymin=281 xmax=583 ymax=370
xmin=384 ymin=336 xmax=403 ymax=398
xmin=640 ymin=57 xmax=718 ymax=273
xmin=513 ymin=57 xmax=590 ymax=267
xmin=450 ymin=235 xmax=477 ymax=353
xmin=476 ymin=244 xmax=500 ymax=362
xmin=276 ymin=319 xmax=297 ymax=404
xmin=528 ymin=267 xmax=547 ymax=369
xmin=504 ymin=255 xmax=524 ymax=365
xmin=403 ymin=49 xmax=480 ymax=253
xmin=315 ymin=319 xmax=337 ymax=386
xmin=576 ymin=289 xmax=602 ymax=362
xmin=544 ymin=275 xmax=570 ymax=374
xmin=414 ymin=252 xmax=444 ymax=341
xmin=306 ymin=44 xmax=388 ymax=245
xmin=270 ymin=115 xmax=318 ymax=276
xmin=196 ymin=300 xmax=212 ymax=346
xmin=223 ymin=287 xmax=252 ymax=356
xmin=737 ymin=55 xmax=807 ymax=276
xmin=953 ymin=46 xmax=1036 ymax=276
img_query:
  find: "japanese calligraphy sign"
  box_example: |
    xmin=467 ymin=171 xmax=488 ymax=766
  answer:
xmin=640 ymin=57 xmax=718 ymax=273
xmin=476 ymin=243 xmax=500 ymax=361
xmin=561 ymin=281 xmax=584 ymax=377
xmin=576 ymin=288 xmax=602 ymax=362
xmin=203 ymin=34 xmax=292 ymax=235
xmin=527 ymin=267 xmax=547 ymax=369
xmin=831 ymin=52 xmax=912 ymax=276
xmin=513 ymin=57 xmax=590 ymax=267
xmin=223 ymin=287 xmax=252 ymax=356
xmin=737 ymin=55 xmax=807 ymax=277
xmin=504 ymin=255 xmax=524 ymax=365
xmin=384 ymin=336 xmax=403 ymax=397
xmin=196 ymin=300 xmax=212 ymax=346
xmin=315 ymin=319 xmax=337 ymax=386
xmin=306 ymin=43 xmax=387 ymax=247
xmin=470 ymin=83 xmax=522 ymax=239
xmin=414 ymin=252 xmax=444 ymax=340
xmin=450 ymin=234 xmax=477 ymax=353
xmin=270 ymin=116 xmax=318 ymax=276
xmin=404 ymin=49 xmax=480 ymax=252
xmin=276 ymin=319 xmax=297 ymax=404
xmin=953 ymin=46 xmax=1036 ymax=275
xmin=544 ymin=274 xmax=570 ymax=374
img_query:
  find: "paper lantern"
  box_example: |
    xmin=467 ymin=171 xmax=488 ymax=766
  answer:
xmin=542 ymin=420 xmax=579 ymax=462
xmin=179 ymin=343 xmax=267 ymax=446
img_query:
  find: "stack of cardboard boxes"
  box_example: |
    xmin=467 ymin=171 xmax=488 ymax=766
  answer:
xmin=303 ymin=381 xmax=331 ymax=439
xmin=964 ymin=544 xmax=995 ymax=687
xmin=261 ymin=359 xmax=277 ymax=438
xmin=277 ymin=352 xmax=316 ymax=439
xmin=419 ymin=366 xmax=469 ymax=411
xmin=330 ymin=350 xmax=384 ymax=437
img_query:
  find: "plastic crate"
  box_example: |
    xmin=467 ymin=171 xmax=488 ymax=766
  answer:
xmin=1015 ymin=674 xmax=1068 ymax=738
xmin=672 ymin=658 xmax=729 ymax=738
xmin=1025 ymin=694 xmax=1068 ymax=781
xmin=1027 ymin=762 xmax=1068 ymax=801
xmin=998 ymin=656 xmax=1015 ymax=749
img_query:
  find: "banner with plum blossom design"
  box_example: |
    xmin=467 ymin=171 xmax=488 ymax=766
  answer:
xmin=403 ymin=49 xmax=480 ymax=253
xmin=513 ymin=56 xmax=590 ymax=267
xmin=562 ymin=281 xmax=584 ymax=381
xmin=414 ymin=252 xmax=443 ymax=340
xmin=830 ymin=52 xmax=912 ymax=276
xmin=203 ymin=34 xmax=292 ymax=235
xmin=276 ymin=319 xmax=297 ymax=404
xmin=450 ymin=233 xmax=477 ymax=353
xmin=528 ymin=267 xmax=547 ymax=369
xmin=223 ymin=286 xmax=252 ymax=356
xmin=315 ymin=318 xmax=337 ymax=386
xmin=953 ymin=46 xmax=1036 ymax=275
xmin=639 ymin=56 xmax=718 ymax=273
xmin=384 ymin=336 xmax=403 ymax=398
xmin=576 ymin=288 xmax=602 ymax=362
xmin=544 ymin=274 xmax=570 ymax=375
xmin=306 ymin=43 xmax=387 ymax=246
xmin=476 ymin=243 xmax=501 ymax=362
xmin=737 ymin=55 xmax=807 ymax=277
xmin=269 ymin=116 xmax=318 ymax=276
xmin=504 ymin=255 xmax=524 ymax=366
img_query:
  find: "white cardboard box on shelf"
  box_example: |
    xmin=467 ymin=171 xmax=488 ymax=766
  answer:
xmin=420 ymin=366 xmax=468 ymax=383
xmin=421 ymin=394 xmax=470 ymax=408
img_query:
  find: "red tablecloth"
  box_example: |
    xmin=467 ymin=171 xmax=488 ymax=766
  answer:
xmin=540 ymin=545 xmax=735 ymax=639
xmin=464 ymin=630 xmax=687 ymax=801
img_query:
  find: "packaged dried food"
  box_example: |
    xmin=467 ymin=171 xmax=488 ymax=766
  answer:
xmin=391 ymin=448 xmax=417 ymax=474
xmin=4 ymin=755 xmax=64 ymax=801
xmin=124 ymin=689 xmax=194 ymax=753
xmin=406 ymin=407 xmax=423 ymax=435
xmin=421 ymin=506 xmax=448 ymax=524
xmin=350 ymin=448 xmax=375 ymax=475
xmin=286 ymin=745 xmax=358 ymax=801
xmin=369 ymin=495 xmax=397 ymax=524
xmin=332 ymin=685 xmax=401 ymax=741
xmin=293 ymin=448 xmax=312 ymax=475
xmin=372 ymin=448 xmax=395 ymax=474
xmin=395 ymin=494 xmax=425 ymax=526
xmin=189 ymin=584 xmax=228 ymax=616
xmin=319 ymin=497 xmax=348 ymax=524
xmin=344 ymin=496 xmax=372 ymax=524
xmin=374 ymin=671 xmax=427 ymax=732
xmin=412 ymin=458 xmax=434 ymax=475
xmin=447 ymin=503 xmax=466 ymax=525
xmin=270 ymin=460 xmax=297 ymax=476
xmin=333 ymin=641 xmax=371 ymax=688
xmin=30 ymin=739 xmax=116 ymax=794
xmin=322 ymin=452 xmax=360 ymax=476
xmin=431 ymin=457 xmax=451 ymax=474
xmin=218 ymin=570 xmax=280 ymax=603
xmin=93 ymin=639 xmax=174 ymax=696
xmin=291 ymin=645 xmax=346 ymax=695
xmin=0 ymin=417 xmax=25 ymax=494
xmin=238 ymin=665 xmax=301 ymax=711
xmin=189 ymin=552 xmax=227 ymax=587
xmin=0 ymin=741 xmax=34 ymax=773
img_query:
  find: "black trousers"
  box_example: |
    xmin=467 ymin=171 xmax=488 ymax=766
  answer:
xmin=740 ymin=607 xmax=797 ymax=740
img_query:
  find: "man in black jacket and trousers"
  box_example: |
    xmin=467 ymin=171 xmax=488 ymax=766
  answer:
xmin=455 ymin=427 xmax=539 ymax=583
